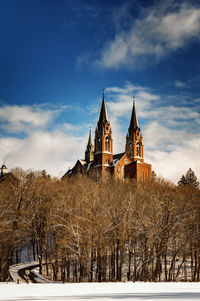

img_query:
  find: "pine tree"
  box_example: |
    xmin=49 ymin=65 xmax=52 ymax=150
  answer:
xmin=178 ymin=168 xmax=199 ymax=188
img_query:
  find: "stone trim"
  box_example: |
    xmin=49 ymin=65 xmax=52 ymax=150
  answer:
xmin=94 ymin=151 xmax=113 ymax=155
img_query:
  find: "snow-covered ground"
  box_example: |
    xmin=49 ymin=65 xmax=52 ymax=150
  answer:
xmin=0 ymin=282 xmax=200 ymax=300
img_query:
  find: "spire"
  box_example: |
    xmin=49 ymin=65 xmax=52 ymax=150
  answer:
xmin=85 ymin=129 xmax=94 ymax=162
xmin=129 ymin=98 xmax=139 ymax=133
xmin=88 ymin=128 xmax=93 ymax=146
xmin=98 ymin=90 xmax=108 ymax=124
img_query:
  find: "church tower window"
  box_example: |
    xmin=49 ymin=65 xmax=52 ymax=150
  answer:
xmin=105 ymin=136 xmax=110 ymax=152
xmin=136 ymin=142 xmax=140 ymax=156
xmin=97 ymin=137 xmax=101 ymax=151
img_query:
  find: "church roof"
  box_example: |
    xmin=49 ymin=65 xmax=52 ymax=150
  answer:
xmin=62 ymin=159 xmax=94 ymax=178
xmin=0 ymin=172 xmax=11 ymax=180
xmin=87 ymin=161 xmax=94 ymax=172
xmin=79 ymin=159 xmax=87 ymax=165
xmin=112 ymin=152 xmax=126 ymax=166
xmin=0 ymin=172 xmax=19 ymax=184
xmin=113 ymin=152 xmax=125 ymax=160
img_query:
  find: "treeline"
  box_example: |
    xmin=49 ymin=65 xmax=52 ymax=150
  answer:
xmin=0 ymin=168 xmax=200 ymax=282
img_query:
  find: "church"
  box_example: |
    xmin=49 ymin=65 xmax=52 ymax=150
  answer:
xmin=63 ymin=93 xmax=151 ymax=182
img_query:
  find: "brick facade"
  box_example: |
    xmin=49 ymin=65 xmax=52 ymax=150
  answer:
xmin=63 ymin=95 xmax=151 ymax=182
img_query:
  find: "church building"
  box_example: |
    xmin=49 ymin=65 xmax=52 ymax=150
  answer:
xmin=0 ymin=164 xmax=18 ymax=185
xmin=63 ymin=94 xmax=151 ymax=182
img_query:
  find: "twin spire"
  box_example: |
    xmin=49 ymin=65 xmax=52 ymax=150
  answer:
xmin=85 ymin=93 xmax=140 ymax=162
xmin=98 ymin=92 xmax=139 ymax=133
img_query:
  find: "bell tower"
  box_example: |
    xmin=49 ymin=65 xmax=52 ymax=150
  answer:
xmin=126 ymin=100 xmax=144 ymax=162
xmin=94 ymin=92 xmax=113 ymax=172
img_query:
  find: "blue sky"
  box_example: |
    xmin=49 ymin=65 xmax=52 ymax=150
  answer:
xmin=0 ymin=0 xmax=200 ymax=182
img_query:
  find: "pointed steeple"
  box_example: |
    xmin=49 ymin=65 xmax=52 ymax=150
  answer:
xmin=85 ymin=129 xmax=94 ymax=162
xmin=126 ymin=98 xmax=144 ymax=161
xmin=129 ymin=99 xmax=139 ymax=134
xmin=98 ymin=90 xmax=108 ymax=125
xmin=88 ymin=128 xmax=93 ymax=146
xmin=94 ymin=90 xmax=113 ymax=168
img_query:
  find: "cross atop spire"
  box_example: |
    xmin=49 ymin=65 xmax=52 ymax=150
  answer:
xmin=98 ymin=90 xmax=108 ymax=125
xmin=129 ymin=98 xmax=139 ymax=134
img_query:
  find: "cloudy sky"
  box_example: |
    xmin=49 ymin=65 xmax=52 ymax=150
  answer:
xmin=0 ymin=0 xmax=200 ymax=182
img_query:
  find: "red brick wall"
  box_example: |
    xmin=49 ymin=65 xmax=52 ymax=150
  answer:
xmin=94 ymin=152 xmax=113 ymax=166
xmin=124 ymin=161 xmax=151 ymax=182
xmin=114 ymin=154 xmax=132 ymax=180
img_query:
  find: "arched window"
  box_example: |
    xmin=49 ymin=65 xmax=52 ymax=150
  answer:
xmin=105 ymin=136 xmax=110 ymax=152
xmin=129 ymin=143 xmax=132 ymax=157
xmin=136 ymin=142 xmax=141 ymax=156
xmin=97 ymin=137 xmax=101 ymax=151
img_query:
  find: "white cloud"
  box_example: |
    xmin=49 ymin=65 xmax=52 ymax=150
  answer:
xmin=63 ymin=123 xmax=81 ymax=133
xmin=144 ymin=122 xmax=200 ymax=183
xmin=0 ymin=105 xmax=55 ymax=133
xmin=0 ymin=104 xmax=88 ymax=177
xmin=94 ymin=2 xmax=200 ymax=69
xmin=0 ymin=130 xmax=87 ymax=178
xmin=106 ymin=81 xmax=160 ymax=120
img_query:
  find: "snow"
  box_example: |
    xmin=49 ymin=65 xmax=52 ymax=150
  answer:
xmin=87 ymin=162 xmax=93 ymax=171
xmin=1 ymin=282 xmax=200 ymax=301
xmin=79 ymin=159 xmax=86 ymax=165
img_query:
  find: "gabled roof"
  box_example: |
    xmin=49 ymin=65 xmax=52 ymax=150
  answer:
xmin=0 ymin=172 xmax=19 ymax=184
xmin=0 ymin=172 xmax=11 ymax=180
xmin=62 ymin=159 xmax=90 ymax=178
xmin=113 ymin=152 xmax=125 ymax=160
xmin=112 ymin=152 xmax=126 ymax=166
xmin=79 ymin=159 xmax=87 ymax=165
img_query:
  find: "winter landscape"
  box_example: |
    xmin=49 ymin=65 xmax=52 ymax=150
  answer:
xmin=1 ymin=0 xmax=200 ymax=300
xmin=1 ymin=282 xmax=200 ymax=301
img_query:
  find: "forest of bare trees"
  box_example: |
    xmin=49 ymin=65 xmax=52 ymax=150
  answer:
xmin=0 ymin=168 xmax=200 ymax=282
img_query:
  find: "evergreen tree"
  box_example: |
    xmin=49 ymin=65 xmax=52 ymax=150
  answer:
xmin=178 ymin=168 xmax=199 ymax=188
xmin=151 ymin=170 xmax=157 ymax=181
